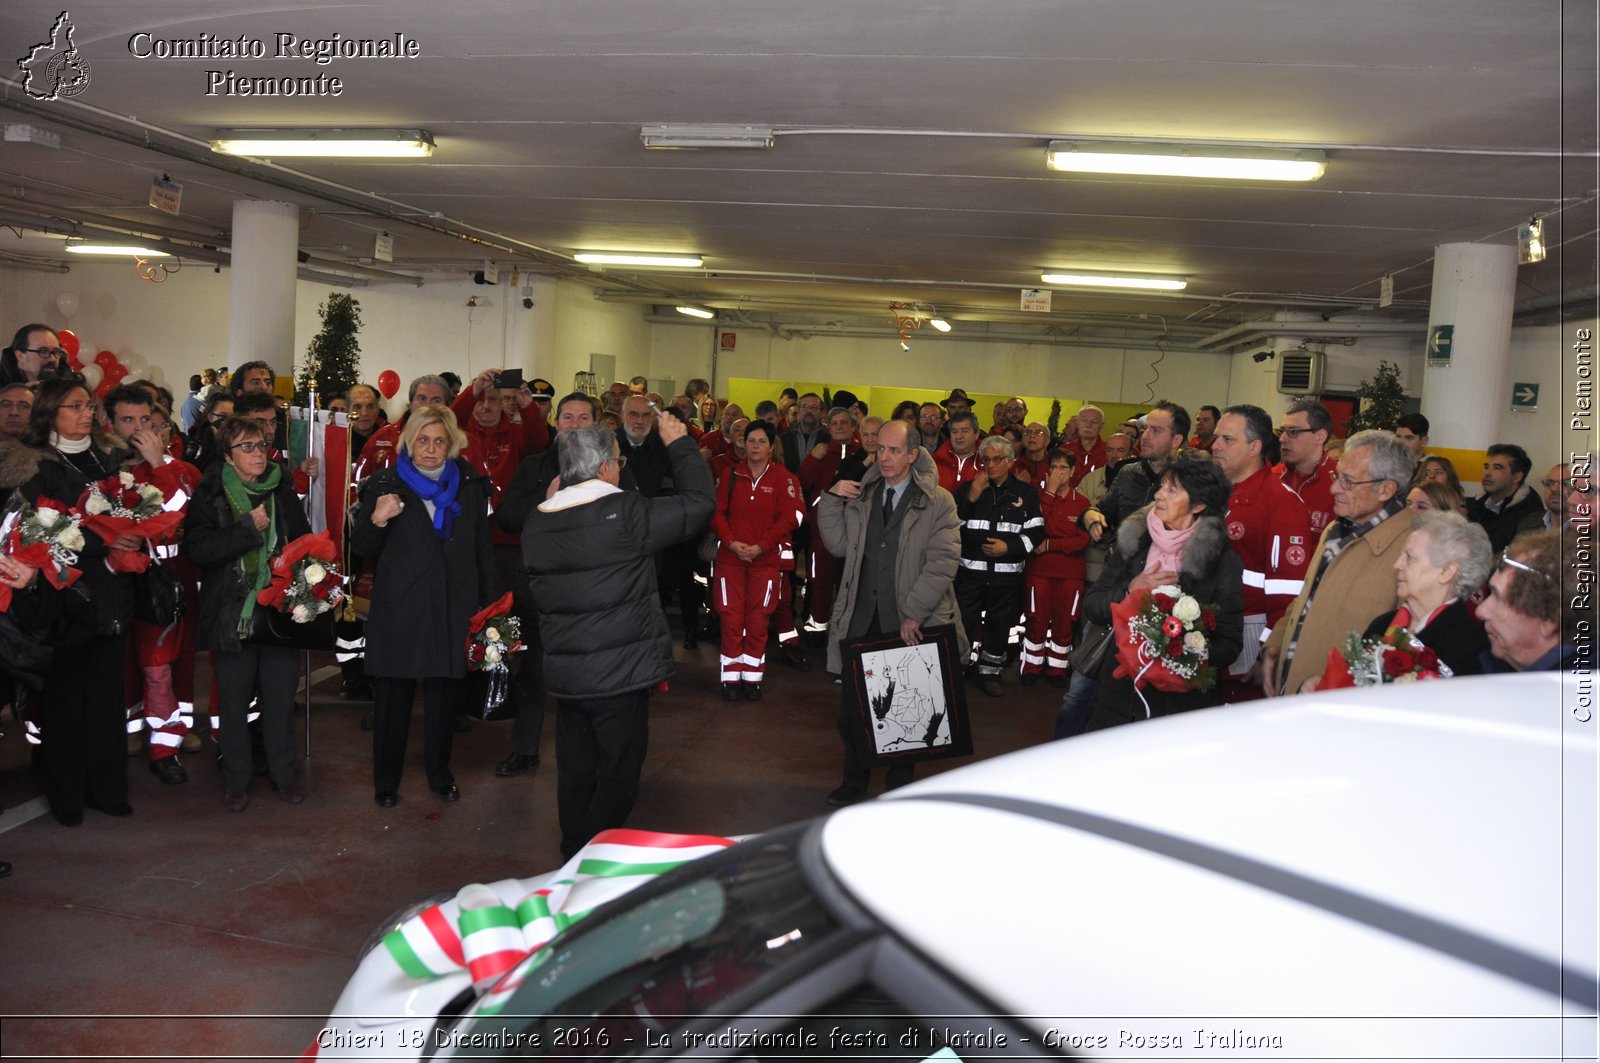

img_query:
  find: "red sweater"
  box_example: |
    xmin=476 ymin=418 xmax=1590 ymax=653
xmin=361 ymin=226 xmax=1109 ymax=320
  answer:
xmin=932 ymin=442 xmax=982 ymax=496
xmin=1226 ymin=464 xmax=1315 ymax=626
xmin=1026 ymin=487 xmax=1092 ymax=580
xmin=1063 ymin=437 xmax=1107 ymax=487
xmin=1275 ymin=453 xmax=1339 ymax=536
xmin=712 ymin=462 xmax=803 ymax=569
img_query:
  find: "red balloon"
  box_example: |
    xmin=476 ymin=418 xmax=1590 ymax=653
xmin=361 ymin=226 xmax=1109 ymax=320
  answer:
xmin=105 ymin=362 xmax=128 ymax=383
xmin=377 ymin=369 xmax=401 ymax=399
xmin=58 ymin=329 xmax=80 ymax=358
xmin=95 ymin=349 xmax=117 ymax=369
xmin=94 ymin=378 xmax=115 ymax=398
xmin=66 ymin=349 xmax=83 ymax=371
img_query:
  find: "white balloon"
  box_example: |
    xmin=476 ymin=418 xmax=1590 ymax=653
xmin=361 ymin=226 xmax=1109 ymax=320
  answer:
xmin=56 ymin=291 xmax=80 ymax=317
xmin=120 ymin=353 xmax=146 ymax=379
xmin=78 ymin=362 xmax=103 ymax=390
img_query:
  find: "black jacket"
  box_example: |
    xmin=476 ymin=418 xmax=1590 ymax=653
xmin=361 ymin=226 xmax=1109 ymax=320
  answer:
xmin=955 ymin=473 xmax=1043 ymax=579
xmin=1364 ymin=600 xmax=1489 ymax=678
xmin=350 ymin=459 xmax=497 ymax=679
xmin=1084 ymin=456 xmax=1161 ymax=533
xmin=184 ymin=463 xmax=314 ymax=653
xmin=1085 ymin=505 xmax=1245 ymax=726
xmin=523 ymin=437 xmax=713 ymax=699
xmin=1465 ymin=485 xmax=1547 ymax=555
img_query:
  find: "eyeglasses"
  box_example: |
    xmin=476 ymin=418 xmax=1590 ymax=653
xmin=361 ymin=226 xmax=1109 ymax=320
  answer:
xmin=980 ymin=455 xmax=1011 ymax=465
xmin=609 ymin=455 xmax=628 ymax=468
xmin=1545 ymin=477 xmax=1596 ymax=495
xmin=1277 ymin=426 xmax=1317 ymax=438
xmin=230 ymin=441 xmax=267 ymax=454
xmin=1333 ymin=474 xmax=1386 ymax=491
xmin=1498 ymin=552 xmax=1555 ymax=583
xmin=20 ymin=347 xmax=67 ymax=360
xmin=59 ymin=402 xmax=92 ymax=412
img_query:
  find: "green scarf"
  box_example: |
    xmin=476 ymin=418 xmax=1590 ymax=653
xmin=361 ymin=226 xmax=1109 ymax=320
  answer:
xmin=222 ymin=461 xmax=283 ymax=635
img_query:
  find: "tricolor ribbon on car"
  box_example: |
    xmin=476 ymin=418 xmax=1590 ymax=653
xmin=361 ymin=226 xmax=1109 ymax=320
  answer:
xmin=381 ymin=829 xmax=735 ymax=991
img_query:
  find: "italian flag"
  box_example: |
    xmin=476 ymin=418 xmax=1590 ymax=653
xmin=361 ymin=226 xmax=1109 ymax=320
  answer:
xmin=381 ymin=829 xmax=735 ymax=989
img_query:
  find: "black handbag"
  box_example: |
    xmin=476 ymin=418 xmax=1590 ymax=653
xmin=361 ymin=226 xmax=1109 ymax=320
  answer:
xmin=246 ymin=603 xmax=336 ymax=651
xmin=1068 ymin=619 xmax=1114 ymax=677
xmin=136 ymin=560 xmax=184 ymax=627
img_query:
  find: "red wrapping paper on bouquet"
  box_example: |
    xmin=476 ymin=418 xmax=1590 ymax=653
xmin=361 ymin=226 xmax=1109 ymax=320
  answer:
xmin=1108 ymin=594 xmax=1203 ymax=694
xmin=1316 ymin=647 xmax=1358 ymax=690
xmin=0 ymin=497 xmax=84 ymax=611
xmin=77 ymin=462 xmax=191 ymax=573
xmin=467 ymin=591 xmax=515 ymax=637
xmin=256 ymin=530 xmax=341 ymax=610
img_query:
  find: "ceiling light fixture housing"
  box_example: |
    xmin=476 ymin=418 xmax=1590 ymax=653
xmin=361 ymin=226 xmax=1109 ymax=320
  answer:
xmin=66 ymin=243 xmax=170 ymax=257
xmin=1047 ymin=141 xmax=1326 ymax=182
xmin=1040 ymin=271 xmax=1188 ymax=291
xmin=210 ymin=128 xmax=436 ymax=158
xmin=641 ymin=124 xmax=776 ymax=150
xmin=575 ymin=252 xmax=704 ymax=268
xmin=675 ymin=305 xmax=716 ymax=319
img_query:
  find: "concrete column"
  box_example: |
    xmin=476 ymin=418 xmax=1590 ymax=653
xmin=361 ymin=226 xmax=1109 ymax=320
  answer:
xmin=227 ymin=201 xmax=299 ymax=378
xmin=1420 ymin=242 xmax=1517 ymax=451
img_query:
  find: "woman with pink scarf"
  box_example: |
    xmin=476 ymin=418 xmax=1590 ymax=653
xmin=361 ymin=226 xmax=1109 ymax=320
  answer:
xmin=1082 ymin=450 xmax=1244 ymax=731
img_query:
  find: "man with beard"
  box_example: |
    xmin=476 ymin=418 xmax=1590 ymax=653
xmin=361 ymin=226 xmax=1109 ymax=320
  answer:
xmin=779 ymin=392 xmax=826 ymax=474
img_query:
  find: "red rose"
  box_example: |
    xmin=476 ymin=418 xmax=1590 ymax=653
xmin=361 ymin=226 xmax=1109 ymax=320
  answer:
xmin=1162 ymin=616 xmax=1184 ymax=638
xmin=1382 ymin=649 xmax=1415 ymax=677
xmin=1417 ymin=647 xmax=1439 ymax=669
xmin=1167 ymin=637 xmax=1185 ymax=657
xmin=1153 ymin=593 xmax=1177 ymax=612
xmin=1201 ymin=609 xmax=1217 ymax=631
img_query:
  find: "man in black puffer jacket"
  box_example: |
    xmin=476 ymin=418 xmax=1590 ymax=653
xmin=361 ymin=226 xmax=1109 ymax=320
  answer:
xmin=522 ymin=417 xmax=713 ymax=858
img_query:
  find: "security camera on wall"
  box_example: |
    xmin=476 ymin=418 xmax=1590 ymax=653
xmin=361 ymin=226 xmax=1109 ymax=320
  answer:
xmin=1251 ymin=349 xmax=1276 ymax=364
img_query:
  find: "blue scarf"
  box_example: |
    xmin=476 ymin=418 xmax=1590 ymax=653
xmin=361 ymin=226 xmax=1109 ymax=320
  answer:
xmin=396 ymin=452 xmax=462 ymax=540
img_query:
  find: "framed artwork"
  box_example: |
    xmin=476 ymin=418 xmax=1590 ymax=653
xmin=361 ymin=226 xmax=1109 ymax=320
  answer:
xmin=843 ymin=624 xmax=973 ymax=768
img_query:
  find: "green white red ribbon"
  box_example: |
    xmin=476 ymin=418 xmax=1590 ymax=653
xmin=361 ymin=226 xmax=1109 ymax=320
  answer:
xmin=381 ymin=828 xmax=734 ymax=992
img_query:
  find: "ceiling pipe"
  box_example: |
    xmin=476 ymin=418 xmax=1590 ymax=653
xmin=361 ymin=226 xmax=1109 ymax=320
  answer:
xmin=642 ymin=314 xmax=1202 ymax=352
xmin=1195 ymin=319 xmax=1429 ymax=351
xmin=1513 ymin=285 xmax=1600 ymax=316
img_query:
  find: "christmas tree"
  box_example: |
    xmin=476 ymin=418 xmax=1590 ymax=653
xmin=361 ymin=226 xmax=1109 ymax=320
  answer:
xmin=296 ymin=292 xmax=362 ymax=404
xmin=1346 ymin=360 xmax=1408 ymax=433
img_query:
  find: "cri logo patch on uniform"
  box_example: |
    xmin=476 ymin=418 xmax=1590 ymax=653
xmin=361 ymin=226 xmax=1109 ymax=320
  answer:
xmin=1227 ymin=520 xmax=1246 ymax=541
xmin=1286 ymin=535 xmax=1307 ymax=568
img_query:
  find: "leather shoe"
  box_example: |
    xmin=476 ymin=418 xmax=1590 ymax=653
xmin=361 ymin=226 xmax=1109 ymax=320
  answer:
xmin=375 ymin=791 xmax=398 ymax=808
xmin=744 ymin=683 xmax=763 ymax=701
xmin=0 ymin=859 xmax=11 ymax=878
xmin=721 ymin=683 xmax=741 ymax=701
xmin=780 ymin=645 xmax=810 ymax=671
xmin=433 ymin=784 xmax=461 ymax=802
xmin=223 ymin=790 xmax=249 ymax=813
xmin=1019 ymin=671 xmax=1040 ymax=686
xmin=824 ymin=785 xmax=867 ymax=807
xmin=1049 ymin=673 xmax=1069 ymax=688
xmin=150 ymin=757 xmax=188 ymax=785
xmin=495 ymin=752 xmax=539 ymax=777
xmin=180 ymin=732 xmax=204 ymax=753
xmin=339 ymin=677 xmax=373 ymax=701
xmin=981 ymin=676 xmax=1004 ymax=698
xmin=52 ymin=807 xmax=84 ymax=827
xmin=277 ymin=782 xmax=305 ymax=805
xmin=87 ymin=800 xmax=133 ymax=817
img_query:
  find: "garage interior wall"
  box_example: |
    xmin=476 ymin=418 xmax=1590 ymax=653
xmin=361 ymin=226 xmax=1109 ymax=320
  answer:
xmin=0 ymin=262 xmax=1580 ymax=468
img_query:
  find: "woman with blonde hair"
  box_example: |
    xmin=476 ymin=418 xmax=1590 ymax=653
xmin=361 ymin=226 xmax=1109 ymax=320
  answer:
xmin=1406 ymin=478 xmax=1467 ymax=516
xmin=352 ymin=405 xmax=496 ymax=808
xmin=1413 ymin=454 xmax=1463 ymax=494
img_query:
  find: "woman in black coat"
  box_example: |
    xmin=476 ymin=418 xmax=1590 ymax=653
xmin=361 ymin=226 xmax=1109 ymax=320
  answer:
xmin=1084 ymin=450 xmax=1244 ymax=731
xmin=184 ymin=416 xmax=313 ymax=811
xmin=10 ymin=378 xmax=139 ymax=825
xmin=1357 ymin=509 xmax=1492 ymax=679
xmin=350 ymin=405 xmax=495 ymax=808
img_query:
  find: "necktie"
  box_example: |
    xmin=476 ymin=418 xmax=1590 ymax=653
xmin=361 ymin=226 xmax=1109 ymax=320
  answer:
xmin=883 ymin=485 xmax=896 ymax=521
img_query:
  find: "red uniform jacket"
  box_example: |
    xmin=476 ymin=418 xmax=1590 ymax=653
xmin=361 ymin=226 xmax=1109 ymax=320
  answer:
xmin=1012 ymin=453 xmax=1052 ymax=493
xmin=1026 ymin=487 xmax=1092 ymax=581
xmin=712 ymin=462 xmax=803 ymax=569
xmin=1275 ymin=453 xmax=1338 ymax=536
xmin=932 ymin=442 xmax=982 ymax=496
xmin=1227 ymin=464 xmax=1315 ymax=627
xmin=1063 ymin=437 xmax=1107 ymax=488
xmin=450 ymin=390 xmax=551 ymax=545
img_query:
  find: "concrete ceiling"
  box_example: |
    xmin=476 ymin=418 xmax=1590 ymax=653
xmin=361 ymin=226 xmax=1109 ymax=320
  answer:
xmin=1 ymin=0 xmax=1595 ymax=346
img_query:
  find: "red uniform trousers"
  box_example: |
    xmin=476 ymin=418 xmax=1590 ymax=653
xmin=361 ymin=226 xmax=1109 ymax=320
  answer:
xmin=1020 ymin=575 xmax=1084 ymax=679
xmin=714 ymin=559 xmax=782 ymax=682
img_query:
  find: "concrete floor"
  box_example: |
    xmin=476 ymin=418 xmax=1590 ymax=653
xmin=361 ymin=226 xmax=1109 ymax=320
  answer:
xmin=0 ymin=624 xmax=1061 ymax=1061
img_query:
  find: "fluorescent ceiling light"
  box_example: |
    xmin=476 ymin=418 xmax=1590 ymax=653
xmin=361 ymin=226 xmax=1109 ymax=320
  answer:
xmin=928 ymin=318 xmax=952 ymax=332
xmin=1047 ymin=141 xmax=1326 ymax=182
xmin=641 ymin=124 xmax=775 ymax=150
xmin=675 ymin=305 xmax=716 ymax=319
xmin=575 ymin=252 xmax=704 ymax=268
xmin=211 ymin=128 xmax=435 ymax=158
xmin=1040 ymin=271 xmax=1187 ymax=291
xmin=66 ymin=243 xmax=170 ymax=257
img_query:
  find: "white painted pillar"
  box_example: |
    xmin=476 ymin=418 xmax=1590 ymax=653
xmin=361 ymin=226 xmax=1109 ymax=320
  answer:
xmin=227 ymin=201 xmax=299 ymax=377
xmin=1419 ymin=242 xmax=1517 ymax=451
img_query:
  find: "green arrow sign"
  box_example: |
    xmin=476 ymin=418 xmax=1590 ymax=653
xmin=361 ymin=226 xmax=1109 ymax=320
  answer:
xmin=1510 ymin=382 xmax=1539 ymax=410
xmin=1427 ymin=324 xmax=1454 ymax=366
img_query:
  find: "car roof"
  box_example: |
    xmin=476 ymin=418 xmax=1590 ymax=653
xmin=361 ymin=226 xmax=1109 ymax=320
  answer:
xmin=821 ymin=674 xmax=1596 ymax=1035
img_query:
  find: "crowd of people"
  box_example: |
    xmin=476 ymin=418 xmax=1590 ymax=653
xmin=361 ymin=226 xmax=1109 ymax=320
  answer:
xmin=0 ymin=319 xmax=1592 ymax=878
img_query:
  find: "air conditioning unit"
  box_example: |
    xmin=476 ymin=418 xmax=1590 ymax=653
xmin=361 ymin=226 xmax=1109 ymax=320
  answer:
xmin=1277 ymin=350 xmax=1325 ymax=394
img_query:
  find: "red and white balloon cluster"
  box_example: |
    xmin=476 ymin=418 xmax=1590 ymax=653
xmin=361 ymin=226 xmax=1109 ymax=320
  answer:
xmin=53 ymin=292 xmax=147 ymax=398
